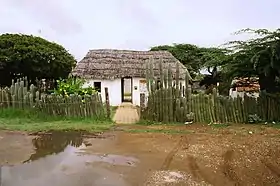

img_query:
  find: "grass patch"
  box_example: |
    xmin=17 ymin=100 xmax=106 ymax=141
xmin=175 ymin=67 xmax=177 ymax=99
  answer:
xmin=136 ymin=119 xmax=185 ymax=126
xmin=136 ymin=119 xmax=158 ymax=125
xmin=0 ymin=108 xmax=113 ymax=132
xmin=268 ymin=123 xmax=280 ymax=129
xmin=110 ymin=106 xmax=118 ymax=119
xmin=211 ymin=123 xmax=231 ymax=128
xmin=124 ymin=128 xmax=194 ymax=134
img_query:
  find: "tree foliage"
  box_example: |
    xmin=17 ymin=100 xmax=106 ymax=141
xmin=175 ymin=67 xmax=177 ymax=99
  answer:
xmin=197 ymin=47 xmax=229 ymax=93
xmin=0 ymin=34 xmax=76 ymax=86
xmin=151 ymin=43 xmax=228 ymax=94
xmin=151 ymin=44 xmax=228 ymax=73
xmin=151 ymin=44 xmax=202 ymax=77
xmin=198 ymin=47 xmax=229 ymax=69
xmin=224 ymin=28 xmax=280 ymax=93
xmin=150 ymin=28 xmax=280 ymax=94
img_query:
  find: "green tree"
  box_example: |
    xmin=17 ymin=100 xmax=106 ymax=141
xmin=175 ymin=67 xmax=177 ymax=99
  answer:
xmin=225 ymin=28 xmax=280 ymax=93
xmin=199 ymin=47 xmax=228 ymax=69
xmin=198 ymin=48 xmax=233 ymax=95
xmin=151 ymin=44 xmax=228 ymax=77
xmin=151 ymin=44 xmax=202 ymax=77
xmin=0 ymin=34 xmax=76 ymax=86
xmin=151 ymin=44 xmax=230 ymax=94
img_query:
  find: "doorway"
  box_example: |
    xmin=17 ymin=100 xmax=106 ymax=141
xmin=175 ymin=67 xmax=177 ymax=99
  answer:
xmin=121 ymin=77 xmax=132 ymax=102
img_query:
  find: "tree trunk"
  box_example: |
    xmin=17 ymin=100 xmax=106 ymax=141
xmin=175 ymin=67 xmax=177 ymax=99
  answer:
xmin=259 ymin=73 xmax=277 ymax=93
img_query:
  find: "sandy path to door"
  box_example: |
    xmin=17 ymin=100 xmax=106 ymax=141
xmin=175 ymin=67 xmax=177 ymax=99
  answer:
xmin=113 ymin=103 xmax=140 ymax=124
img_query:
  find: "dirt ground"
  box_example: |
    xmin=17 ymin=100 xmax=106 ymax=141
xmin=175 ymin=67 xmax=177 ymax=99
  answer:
xmin=1 ymin=124 xmax=280 ymax=186
xmin=0 ymin=131 xmax=34 ymax=165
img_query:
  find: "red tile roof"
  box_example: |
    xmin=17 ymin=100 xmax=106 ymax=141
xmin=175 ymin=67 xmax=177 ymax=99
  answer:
xmin=232 ymin=77 xmax=260 ymax=92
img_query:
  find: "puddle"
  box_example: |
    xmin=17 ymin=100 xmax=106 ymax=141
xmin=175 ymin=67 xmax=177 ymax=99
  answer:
xmin=1 ymin=131 xmax=139 ymax=186
xmin=24 ymin=130 xmax=87 ymax=163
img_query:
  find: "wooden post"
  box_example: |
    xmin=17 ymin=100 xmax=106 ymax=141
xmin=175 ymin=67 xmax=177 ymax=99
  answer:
xmin=140 ymin=93 xmax=145 ymax=108
xmin=105 ymin=87 xmax=110 ymax=118
xmin=140 ymin=93 xmax=145 ymax=119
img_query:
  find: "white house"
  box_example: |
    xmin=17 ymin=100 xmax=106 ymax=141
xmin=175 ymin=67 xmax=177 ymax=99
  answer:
xmin=229 ymin=77 xmax=260 ymax=99
xmin=72 ymin=49 xmax=191 ymax=106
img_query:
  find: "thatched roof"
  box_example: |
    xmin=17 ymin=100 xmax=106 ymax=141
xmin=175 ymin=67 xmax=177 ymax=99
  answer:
xmin=72 ymin=49 xmax=192 ymax=80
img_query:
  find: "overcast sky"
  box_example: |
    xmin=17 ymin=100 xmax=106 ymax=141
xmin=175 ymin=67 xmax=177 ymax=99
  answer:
xmin=1 ymin=0 xmax=279 ymax=61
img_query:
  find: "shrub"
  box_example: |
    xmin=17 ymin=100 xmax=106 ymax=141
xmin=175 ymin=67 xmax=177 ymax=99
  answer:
xmin=248 ymin=114 xmax=262 ymax=124
xmin=51 ymin=77 xmax=96 ymax=96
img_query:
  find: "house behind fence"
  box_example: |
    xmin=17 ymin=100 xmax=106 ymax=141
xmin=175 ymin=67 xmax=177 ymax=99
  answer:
xmin=71 ymin=49 xmax=192 ymax=106
xmin=229 ymin=77 xmax=260 ymax=99
xmin=141 ymin=61 xmax=280 ymax=123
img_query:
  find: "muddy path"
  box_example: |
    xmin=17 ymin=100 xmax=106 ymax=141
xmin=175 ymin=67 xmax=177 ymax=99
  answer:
xmin=0 ymin=124 xmax=280 ymax=185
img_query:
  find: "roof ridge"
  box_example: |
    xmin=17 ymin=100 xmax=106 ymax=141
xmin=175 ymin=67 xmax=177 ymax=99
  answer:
xmin=72 ymin=49 xmax=192 ymax=80
xmin=88 ymin=49 xmax=170 ymax=53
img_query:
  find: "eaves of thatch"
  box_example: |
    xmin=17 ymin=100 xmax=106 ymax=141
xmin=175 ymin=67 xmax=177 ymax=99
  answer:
xmin=71 ymin=49 xmax=192 ymax=81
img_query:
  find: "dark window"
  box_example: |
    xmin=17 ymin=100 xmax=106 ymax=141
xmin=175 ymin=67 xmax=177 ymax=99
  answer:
xmin=94 ymin=82 xmax=101 ymax=92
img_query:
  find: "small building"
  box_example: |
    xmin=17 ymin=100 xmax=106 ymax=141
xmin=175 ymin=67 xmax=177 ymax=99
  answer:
xmin=72 ymin=49 xmax=191 ymax=106
xmin=229 ymin=77 xmax=260 ymax=98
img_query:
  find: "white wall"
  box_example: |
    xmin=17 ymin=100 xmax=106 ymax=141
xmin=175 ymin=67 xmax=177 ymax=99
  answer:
xmin=83 ymin=78 xmax=147 ymax=106
xmin=83 ymin=78 xmax=188 ymax=106
xmin=229 ymin=88 xmax=259 ymax=99
xmin=83 ymin=79 xmax=122 ymax=106
xmin=132 ymin=77 xmax=147 ymax=106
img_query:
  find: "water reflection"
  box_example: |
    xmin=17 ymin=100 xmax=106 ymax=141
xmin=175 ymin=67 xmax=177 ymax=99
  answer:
xmin=1 ymin=131 xmax=138 ymax=186
xmin=24 ymin=131 xmax=84 ymax=163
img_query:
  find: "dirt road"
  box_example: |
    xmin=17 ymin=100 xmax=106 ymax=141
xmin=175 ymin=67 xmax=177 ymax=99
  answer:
xmin=1 ymin=124 xmax=280 ymax=185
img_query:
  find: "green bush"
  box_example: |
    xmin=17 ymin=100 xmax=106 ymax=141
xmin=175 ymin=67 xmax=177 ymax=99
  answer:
xmin=51 ymin=77 xmax=96 ymax=96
